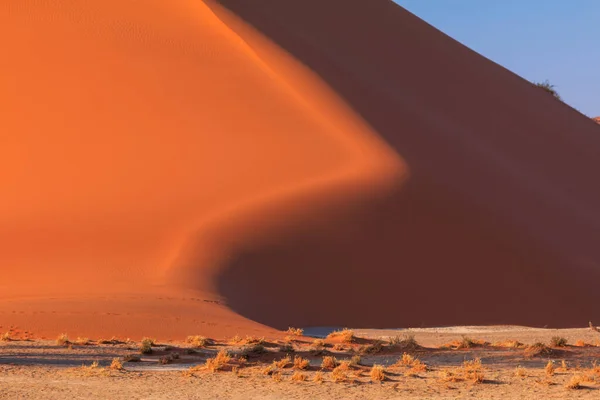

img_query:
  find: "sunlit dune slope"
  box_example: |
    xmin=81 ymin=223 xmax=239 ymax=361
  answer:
xmin=210 ymin=0 xmax=600 ymax=329
xmin=0 ymin=0 xmax=403 ymax=338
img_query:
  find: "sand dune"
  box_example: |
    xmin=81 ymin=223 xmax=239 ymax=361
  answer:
xmin=1 ymin=0 xmax=600 ymax=339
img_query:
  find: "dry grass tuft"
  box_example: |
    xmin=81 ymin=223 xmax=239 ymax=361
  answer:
xmin=56 ymin=333 xmax=70 ymax=347
xmin=462 ymin=358 xmax=485 ymax=383
xmin=293 ymin=355 xmax=310 ymax=370
xmin=349 ymin=355 xmax=362 ymax=367
xmin=524 ymin=342 xmax=553 ymax=358
xmin=389 ymin=333 xmax=420 ymax=351
xmin=370 ymin=364 xmax=386 ymax=382
xmin=311 ymin=339 xmax=326 ymax=349
xmin=205 ymin=349 xmax=231 ymax=372
xmin=545 ymin=360 xmax=555 ymax=376
xmin=558 ymin=360 xmax=568 ymax=372
xmin=229 ymin=335 xmax=243 ymax=344
xmin=109 ymin=358 xmax=124 ymax=371
xmin=321 ymin=356 xmax=338 ymax=370
xmin=313 ymin=370 xmax=324 ymax=383
xmin=286 ymin=327 xmax=303 ymax=336
xmin=1 ymin=332 xmax=11 ymax=342
xmin=359 ymin=340 xmax=385 ymax=354
xmin=550 ymin=336 xmax=567 ymax=347
xmin=565 ymin=375 xmax=584 ymax=390
xmin=438 ymin=369 xmax=461 ymax=382
xmin=273 ymin=355 xmax=292 ymax=369
xmin=241 ymin=343 xmax=266 ymax=357
xmin=271 ymin=371 xmax=282 ymax=382
xmin=291 ymin=371 xmax=307 ymax=382
xmin=327 ymin=329 xmax=355 ymax=343
xmin=244 ymin=336 xmax=265 ymax=345
xmin=575 ymin=340 xmax=587 ymax=347
xmin=514 ymin=365 xmax=527 ymax=378
xmin=332 ymin=364 xmax=350 ymax=382
xmin=186 ymin=335 xmax=211 ymax=348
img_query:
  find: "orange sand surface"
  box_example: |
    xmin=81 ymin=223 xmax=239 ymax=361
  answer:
xmin=2 ymin=0 xmax=600 ymax=339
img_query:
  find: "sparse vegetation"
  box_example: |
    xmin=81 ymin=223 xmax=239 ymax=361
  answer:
xmin=122 ymin=354 xmax=141 ymax=362
xmin=291 ymin=371 xmax=307 ymax=382
xmin=359 ymin=340 xmax=385 ymax=354
xmin=140 ymin=338 xmax=154 ymax=354
xmin=313 ymin=371 xmax=324 ymax=383
xmin=241 ymin=343 xmax=266 ymax=357
xmin=534 ymin=80 xmax=562 ymax=101
xmin=321 ymin=356 xmax=338 ymax=369
xmin=205 ymin=349 xmax=231 ymax=372
xmin=550 ymin=336 xmax=567 ymax=347
xmin=388 ymin=334 xmax=419 ymax=350
xmin=56 ymin=333 xmax=70 ymax=347
xmin=565 ymin=375 xmax=584 ymax=390
xmin=286 ymin=327 xmax=303 ymax=336
xmin=278 ymin=343 xmax=295 ymax=353
xmin=186 ymin=335 xmax=211 ymax=348
xmin=462 ymin=358 xmax=485 ymax=383
xmin=273 ymin=355 xmax=291 ymax=369
xmin=293 ymin=355 xmax=310 ymax=370
xmin=327 ymin=328 xmax=355 ymax=343
xmin=525 ymin=342 xmax=553 ymax=358
xmin=1 ymin=332 xmax=11 ymax=342
xmin=74 ymin=337 xmax=91 ymax=346
xmin=109 ymin=358 xmax=124 ymax=371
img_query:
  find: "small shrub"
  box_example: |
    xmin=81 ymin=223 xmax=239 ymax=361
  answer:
xmin=141 ymin=337 xmax=156 ymax=346
xmin=241 ymin=343 xmax=266 ymax=357
xmin=321 ymin=356 xmax=338 ymax=370
xmin=389 ymin=334 xmax=419 ymax=350
xmin=291 ymin=371 xmax=307 ymax=382
xmin=56 ymin=333 xmax=70 ymax=346
xmin=332 ymin=365 xmax=349 ymax=382
xmin=370 ymin=364 xmax=385 ymax=382
xmin=205 ymin=349 xmax=231 ymax=372
xmin=332 ymin=343 xmax=345 ymax=351
xmin=286 ymin=327 xmax=303 ymax=336
xmin=550 ymin=336 xmax=567 ymax=347
xmin=525 ymin=342 xmax=553 ymax=358
xmin=439 ymin=370 xmax=461 ymax=382
xmin=74 ymin=337 xmax=91 ymax=346
xmin=327 ymin=329 xmax=355 ymax=343
xmin=140 ymin=338 xmax=153 ymax=354
xmin=359 ymin=340 xmax=385 ymax=354
xmin=271 ymin=371 xmax=282 ymax=382
xmin=463 ymin=358 xmax=484 ymax=383
xmin=293 ymin=355 xmax=310 ymax=370
xmin=312 ymin=339 xmax=326 ymax=349
xmin=1 ymin=332 xmax=11 ymax=342
xmin=534 ymin=80 xmax=562 ymax=101
xmin=244 ymin=336 xmax=265 ymax=345
xmin=230 ymin=335 xmax=243 ymax=344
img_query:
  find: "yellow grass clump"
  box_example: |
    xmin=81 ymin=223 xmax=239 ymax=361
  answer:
xmin=109 ymin=358 xmax=124 ymax=371
xmin=550 ymin=336 xmax=567 ymax=347
xmin=524 ymin=342 xmax=553 ymax=358
xmin=293 ymin=356 xmax=310 ymax=370
xmin=327 ymin=329 xmax=355 ymax=343
xmin=56 ymin=333 xmax=70 ymax=346
xmin=205 ymin=349 xmax=231 ymax=372
xmin=313 ymin=371 xmax=324 ymax=383
xmin=514 ymin=366 xmax=526 ymax=378
xmin=321 ymin=356 xmax=338 ymax=369
xmin=140 ymin=338 xmax=153 ymax=354
xmin=186 ymin=335 xmax=211 ymax=348
xmin=332 ymin=365 xmax=350 ymax=383
xmin=462 ymin=358 xmax=485 ymax=383
xmin=1 ymin=332 xmax=11 ymax=341
xmin=370 ymin=364 xmax=386 ymax=382
xmin=291 ymin=371 xmax=307 ymax=382
xmin=565 ymin=375 xmax=584 ymax=390
xmin=274 ymin=355 xmax=292 ymax=369
xmin=286 ymin=327 xmax=303 ymax=336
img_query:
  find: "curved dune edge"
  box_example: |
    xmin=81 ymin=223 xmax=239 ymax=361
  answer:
xmin=0 ymin=0 xmax=404 ymax=339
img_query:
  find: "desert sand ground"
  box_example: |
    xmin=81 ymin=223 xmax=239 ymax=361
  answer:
xmin=3 ymin=326 xmax=600 ymax=399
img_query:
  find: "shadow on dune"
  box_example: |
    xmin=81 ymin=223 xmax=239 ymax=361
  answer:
xmin=205 ymin=0 xmax=600 ymax=329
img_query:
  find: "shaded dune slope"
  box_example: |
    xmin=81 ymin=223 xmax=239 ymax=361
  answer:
xmin=209 ymin=0 xmax=600 ymax=329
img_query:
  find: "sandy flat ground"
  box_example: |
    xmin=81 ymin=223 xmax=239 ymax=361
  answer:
xmin=2 ymin=326 xmax=600 ymax=399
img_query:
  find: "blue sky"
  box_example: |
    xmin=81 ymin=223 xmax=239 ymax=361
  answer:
xmin=396 ymin=0 xmax=599 ymax=116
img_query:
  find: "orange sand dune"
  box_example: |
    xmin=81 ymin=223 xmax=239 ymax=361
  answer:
xmin=2 ymin=0 xmax=600 ymax=339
